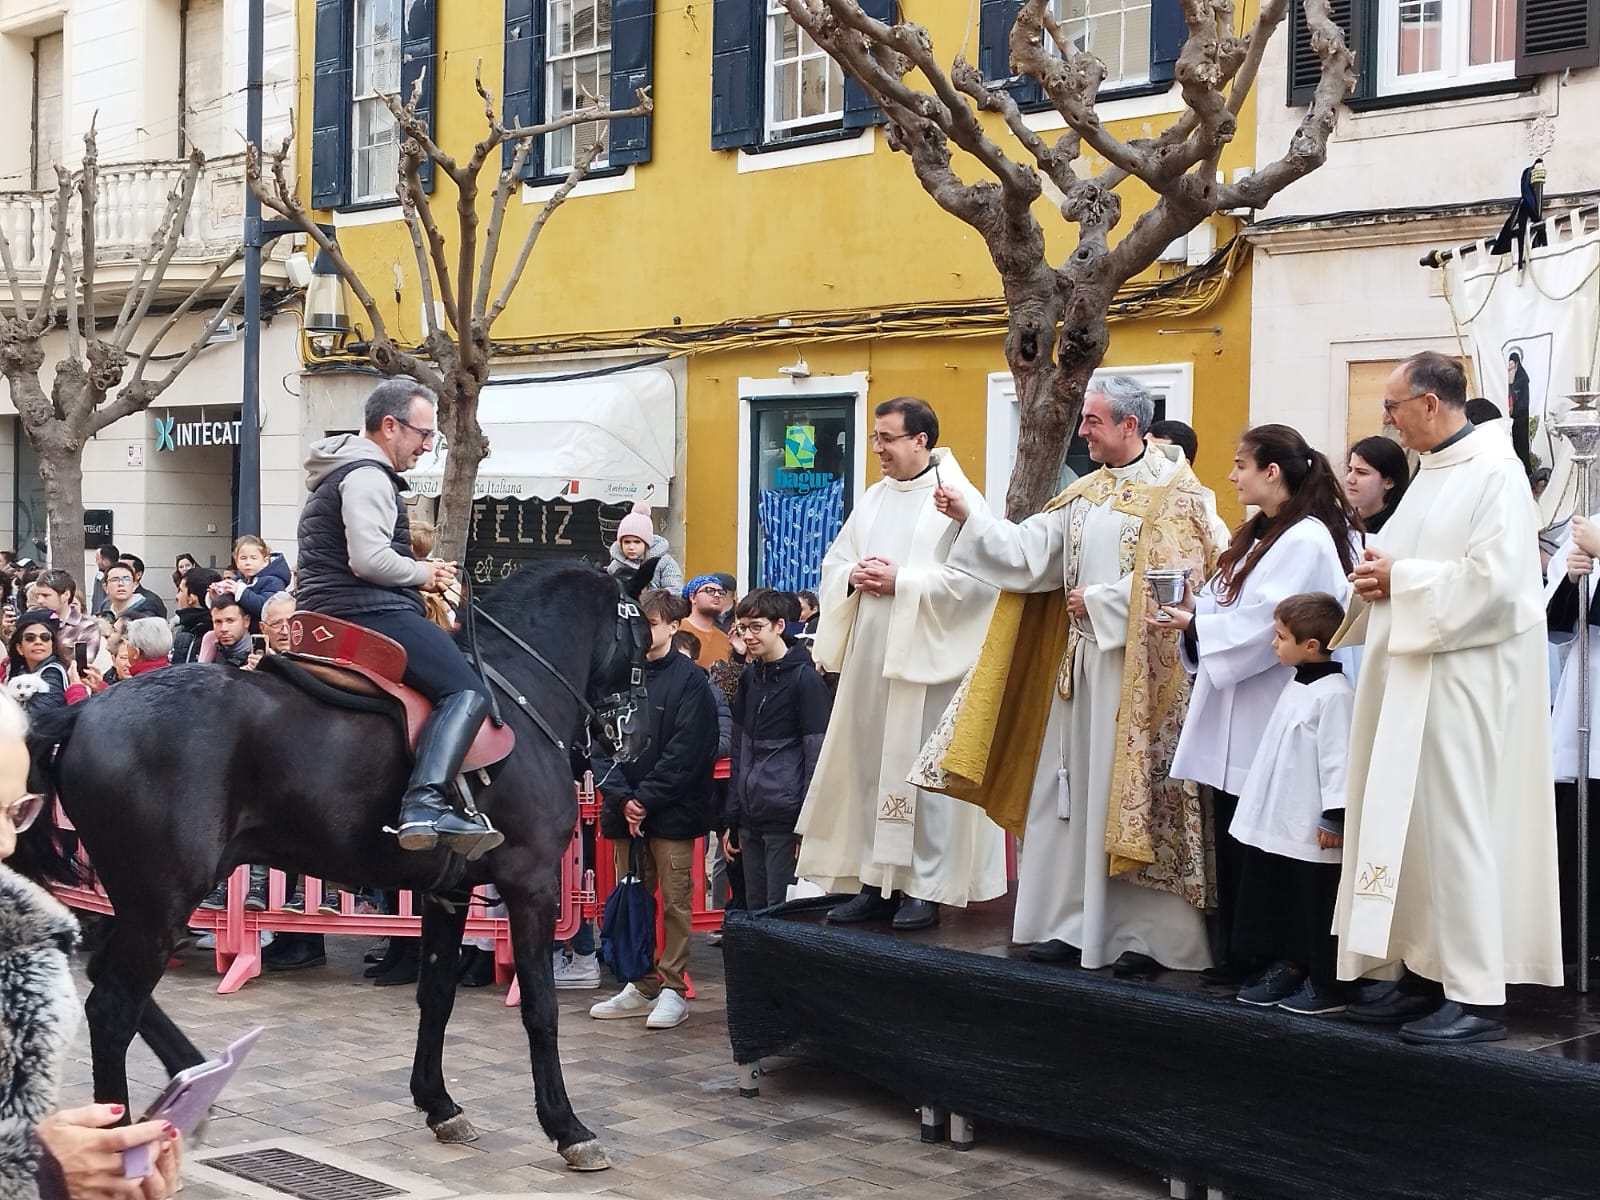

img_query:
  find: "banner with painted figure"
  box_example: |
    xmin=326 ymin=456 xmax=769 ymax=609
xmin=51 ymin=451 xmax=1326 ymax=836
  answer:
xmin=1444 ymin=214 xmax=1600 ymax=533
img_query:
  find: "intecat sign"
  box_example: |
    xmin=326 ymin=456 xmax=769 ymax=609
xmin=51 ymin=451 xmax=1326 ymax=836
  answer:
xmin=153 ymin=411 xmax=244 ymax=452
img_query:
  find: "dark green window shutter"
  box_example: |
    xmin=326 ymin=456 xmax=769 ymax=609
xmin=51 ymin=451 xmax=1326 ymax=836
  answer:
xmin=842 ymin=0 xmax=892 ymax=128
xmin=311 ymin=0 xmax=352 ymax=209
xmin=1518 ymin=0 xmax=1600 ymax=74
xmin=609 ymin=0 xmax=655 ymax=165
xmin=502 ymin=0 xmax=544 ymax=179
xmin=711 ymin=0 xmax=763 ymax=149
xmin=978 ymin=0 xmax=1043 ymax=105
xmin=401 ymin=0 xmax=436 ymax=191
xmin=1287 ymin=0 xmax=1364 ymax=106
xmin=1148 ymin=0 xmax=1186 ymax=83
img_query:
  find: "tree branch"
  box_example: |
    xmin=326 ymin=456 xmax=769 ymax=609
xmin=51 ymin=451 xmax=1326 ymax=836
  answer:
xmin=101 ymin=276 xmax=249 ymax=427
xmin=77 ymin=124 xmax=99 ymax=340
xmin=25 ymin=169 xmax=74 ymax=336
xmin=122 ymin=246 xmax=246 ymax=394
xmin=475 ymin=137 xmax=532 ymax=318
xmin=485 ymin=140 xmax=605 ymax=326
xmin=113 ymin=149 xmax=206 ymax=349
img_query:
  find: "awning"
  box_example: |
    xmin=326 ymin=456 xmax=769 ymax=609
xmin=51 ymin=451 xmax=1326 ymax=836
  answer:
xmin=405 ymin=366 xmax=675 ymax=504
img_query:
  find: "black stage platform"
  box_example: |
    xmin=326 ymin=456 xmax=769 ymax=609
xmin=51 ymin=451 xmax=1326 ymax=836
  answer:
xmin=722 ymin=893 xmax=1600 ymax=1200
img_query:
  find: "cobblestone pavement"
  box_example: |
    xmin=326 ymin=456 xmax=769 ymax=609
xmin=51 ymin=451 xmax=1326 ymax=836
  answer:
xmin=61 ymin=933 xmax=1167 ymax=1200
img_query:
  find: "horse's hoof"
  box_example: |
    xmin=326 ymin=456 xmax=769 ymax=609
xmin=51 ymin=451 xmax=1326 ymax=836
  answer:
xmin=560 ymin=1140 xmax=610 ymax=1171
xmin=430 ymin=1114 xmax=479 ymax=1144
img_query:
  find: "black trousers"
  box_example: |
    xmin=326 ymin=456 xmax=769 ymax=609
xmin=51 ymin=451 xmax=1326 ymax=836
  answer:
xmin=345 ymin=608 xmax=488 ymax=703
xmin=1555 ymin=782 xmax=1600 ymax=969
xmin=1232 ymin=845 xmax=1342 ymax=986
xmin=1209 ymin=789 xmax=1247 ymax=965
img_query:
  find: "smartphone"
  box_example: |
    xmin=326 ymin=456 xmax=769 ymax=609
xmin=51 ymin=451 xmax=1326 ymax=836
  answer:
xmin=73 ymin=641 xmax=89 ymax=673
xmin=124 ymin=1028 xmax=264 ymax=1177
xmin=250 ymin=634 xmax=268 ymax=654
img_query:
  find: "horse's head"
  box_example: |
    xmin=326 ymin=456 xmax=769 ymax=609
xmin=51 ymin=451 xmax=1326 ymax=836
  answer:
xmin=586 ymin=563 xmax=655 ymax=763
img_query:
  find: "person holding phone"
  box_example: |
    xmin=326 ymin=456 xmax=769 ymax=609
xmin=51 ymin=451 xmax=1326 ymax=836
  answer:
xmin=0 ymin=688 xmax=182 ymax=1199
xmin=2 ymin=613 xmax=86 ymax=713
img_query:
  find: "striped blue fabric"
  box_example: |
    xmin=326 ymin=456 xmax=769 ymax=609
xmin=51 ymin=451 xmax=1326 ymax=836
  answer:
xmin=757 ymin=478 xmax=845 ymax=591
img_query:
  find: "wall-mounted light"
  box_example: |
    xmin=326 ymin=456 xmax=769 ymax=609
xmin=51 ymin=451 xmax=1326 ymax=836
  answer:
xmin=778 ymin=355 xmax=810 ymax=380
xmin=304 ymin=245 xmax=351 ymax=337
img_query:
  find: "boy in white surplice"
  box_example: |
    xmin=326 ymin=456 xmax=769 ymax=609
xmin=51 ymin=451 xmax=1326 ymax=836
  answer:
xmin=1228 ymin=592 xmax=1355 ymax=1017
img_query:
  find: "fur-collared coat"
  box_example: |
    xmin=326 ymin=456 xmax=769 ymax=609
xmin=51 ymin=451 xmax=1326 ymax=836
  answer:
xmin=0 ymin=866 xmax=80 ymax=1199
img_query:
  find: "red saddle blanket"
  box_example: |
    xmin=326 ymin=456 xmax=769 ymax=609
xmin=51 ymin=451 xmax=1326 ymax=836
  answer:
xmin=285 ymin=611 xmax=514 ymax=772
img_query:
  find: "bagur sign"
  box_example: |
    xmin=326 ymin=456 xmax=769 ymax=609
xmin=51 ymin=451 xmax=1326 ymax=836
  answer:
xmin=153 ymin=411 xmax=244 ymax=452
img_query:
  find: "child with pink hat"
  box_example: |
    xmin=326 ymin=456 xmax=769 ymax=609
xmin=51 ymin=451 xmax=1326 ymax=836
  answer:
xmin=607 ymin=502 xmax=683 ymax=592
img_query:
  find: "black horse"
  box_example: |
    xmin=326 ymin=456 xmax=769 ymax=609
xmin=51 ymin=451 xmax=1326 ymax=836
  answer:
xmin=17 ymin=558 xmax=652 ymax=1172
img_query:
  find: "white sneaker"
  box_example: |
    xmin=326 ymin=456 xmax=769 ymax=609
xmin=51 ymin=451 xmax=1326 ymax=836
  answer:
xmin=554 ymin=951 xmax=601 ymax=990
xmin=590 ymin=983 xmax=654 ymax=1020
xmin=194 ymin=931 xmax=216 ymax=951
xmin=646 ymin=988 xmax=688 ymax=1030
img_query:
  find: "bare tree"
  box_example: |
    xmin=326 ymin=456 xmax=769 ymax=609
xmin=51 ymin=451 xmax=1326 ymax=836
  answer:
xmin=782 ymin=0 xmax=1354 ymax=516
xmin=246 ymin=72 xmax=651 ymax=559
xmin=0 ymin=129 xmax=246 ymax=568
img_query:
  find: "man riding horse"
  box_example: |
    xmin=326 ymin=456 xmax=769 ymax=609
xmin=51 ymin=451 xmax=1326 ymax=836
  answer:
xmin=296 ymin=378 xmax=503 ymax=858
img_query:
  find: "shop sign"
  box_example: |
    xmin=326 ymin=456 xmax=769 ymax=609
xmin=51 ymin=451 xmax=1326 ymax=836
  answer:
xmin=153 ymin=411 xmax=244 ymax=452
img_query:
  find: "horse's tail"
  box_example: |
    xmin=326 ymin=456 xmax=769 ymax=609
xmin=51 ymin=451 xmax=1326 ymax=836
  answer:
xmin=14 ymin=704 xmax=88 ymax=887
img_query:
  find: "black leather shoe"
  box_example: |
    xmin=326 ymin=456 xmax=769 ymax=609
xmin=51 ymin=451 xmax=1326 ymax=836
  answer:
xmin=1199 ymin=959 xmax=1257 ymax=987
xmin=371 ymin=938 xmax=420 ymax=987
xmin=458 ymin=946 xmax=495 ymax=988
xmin=1026 ymin=939 xmax=1080 ymax=964
xmin=891 ymin=898 xmax=939 ymax=931
xmin=1112 ymin=951 xmax=1160 ymax=978
xmin=394 ymin=692 xmax=499 ymax=854
xmin=1346 ymin=988 xmax=1443 ymax=1025
xmin=826 ymin=889 xmax=898 ymax=924
xmin=263 ymin=935 xmax=326 ymax=972
xmin=1398 ymin=1001 xmax=1508 ymax=1045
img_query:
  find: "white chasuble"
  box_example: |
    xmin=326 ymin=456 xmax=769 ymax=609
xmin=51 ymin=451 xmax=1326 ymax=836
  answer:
xmin=1333 ymin=425 xmax=1562 ymax=1005
xmin=795 ymin=449 xmax=1007 ymax=907
xmin=943 ymin=448 xmax=1212 ymax=970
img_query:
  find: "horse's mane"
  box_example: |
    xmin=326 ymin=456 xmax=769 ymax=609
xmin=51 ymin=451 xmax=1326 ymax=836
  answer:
xmin=473 ymin=558 xmax=611 ymax=623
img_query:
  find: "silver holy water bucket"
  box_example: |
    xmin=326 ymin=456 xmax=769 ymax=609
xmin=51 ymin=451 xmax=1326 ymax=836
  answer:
xmin=1145 ymin=568 xmax=1191 ymax=623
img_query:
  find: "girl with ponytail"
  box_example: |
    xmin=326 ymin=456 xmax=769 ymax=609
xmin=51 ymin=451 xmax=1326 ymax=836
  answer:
xmin=1151 ymin=424 xmax=1360 ymax=993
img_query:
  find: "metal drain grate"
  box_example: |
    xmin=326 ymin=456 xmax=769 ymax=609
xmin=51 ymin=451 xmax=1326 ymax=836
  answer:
xmin=202 ymin=1148 xmax=408 ymax=1200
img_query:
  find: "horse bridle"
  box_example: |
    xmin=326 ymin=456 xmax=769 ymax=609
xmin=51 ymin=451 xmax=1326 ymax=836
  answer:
xmin=467 ymin=579 xmax=650 ymax=756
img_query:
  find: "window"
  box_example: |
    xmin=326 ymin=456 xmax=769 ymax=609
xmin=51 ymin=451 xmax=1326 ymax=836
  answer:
xmin=1379 ymin=0 xmax=1516 ymax=93
xmin=351 ymin=0 xmax=402 ymax=202
xmin=182 ymin=0 xmax=230 ymax=158
xmin=1287 ymin=0 xmax=1597 ymax=107
xmin=765 ymin=0 xmax=845 ymax=139
xmin=545 ymin=0 xmax=612 ymax=172
xmin=1053 ymin=0 xmax=1154 ymax=88
xmin=31 ymin=32 xmax=63 ymax=190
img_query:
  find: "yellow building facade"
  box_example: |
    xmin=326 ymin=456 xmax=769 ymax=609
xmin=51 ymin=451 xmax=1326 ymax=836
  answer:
xmin=292 ymin=0 xmax=1254 ymax=588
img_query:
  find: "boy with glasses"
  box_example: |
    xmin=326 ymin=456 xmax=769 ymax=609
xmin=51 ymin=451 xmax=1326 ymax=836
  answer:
xmin=724 ymin=590 xmax=833 ymax=908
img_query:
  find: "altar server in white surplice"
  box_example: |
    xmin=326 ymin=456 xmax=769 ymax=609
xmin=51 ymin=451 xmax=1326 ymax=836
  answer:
xmin=1334 ymin=351 xmax=1562 ymax=1046
xmin=914 ymin=377 xmax=1219 ymax=975
xmin=796 ymin=397 xmax=1006 ymax=931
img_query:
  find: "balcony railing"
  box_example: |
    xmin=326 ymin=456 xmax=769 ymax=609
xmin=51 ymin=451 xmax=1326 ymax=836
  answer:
xmin=0 ymin=152 xmax=283 ymax=280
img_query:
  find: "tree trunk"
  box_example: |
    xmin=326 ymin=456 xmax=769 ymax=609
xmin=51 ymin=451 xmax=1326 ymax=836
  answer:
xmin=435 ymin=372 xmax=489 ymax=562
xmin=38 ymin=445 xmax=86 ymax=575
xmin=1003 ymin=322 xmax=1107 ymax=519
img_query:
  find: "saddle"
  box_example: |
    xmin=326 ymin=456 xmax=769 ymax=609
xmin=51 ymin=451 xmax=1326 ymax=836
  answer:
xmin=269 ymin=611 xmax=514 ymax=773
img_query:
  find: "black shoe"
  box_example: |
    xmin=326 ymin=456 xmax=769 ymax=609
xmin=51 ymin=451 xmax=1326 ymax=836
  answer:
xmin=244 ymin=875 xmax=269 ymax=912
xmin=892 ymin=898 xmax=939 ymax=931
xmin=1111 ymin=951 xmax=1160 ymax=979
xmin=1026 ymin=939 xmax=1080 ymax=964
xmin=1346 ymin=973 xmax=1446 ymax=1024
xmin=458 ymin=946 xmax=495 ymax=988
xmin=372 ymin=939 xmax=421 ymax=987
xmin=282 ymin=889 xmax=306 ymax=913
xmin=393 ymin=692 xmax=501 ymax=855
xmin=1278 ymin=979 xmax=1352 ymax=1016
xmin=826 ymin=889 xmax=898 ymax=924
xmin=1237 ymin=961 xmax=1307 ymax=1007
xmin=364 ymin=937 xmax=411 ymax=978
xmin=1398 ymin=1000 xmax=1508 ymax=1045
xmin=364 ymin=938 xmax=390 ymax=965
xmin=264 ymin=936 xmax=326 ymax=971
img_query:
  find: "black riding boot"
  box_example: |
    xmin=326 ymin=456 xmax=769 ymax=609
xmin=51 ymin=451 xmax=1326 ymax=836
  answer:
xmin=394 ymin=691 xmax=504 ymax=859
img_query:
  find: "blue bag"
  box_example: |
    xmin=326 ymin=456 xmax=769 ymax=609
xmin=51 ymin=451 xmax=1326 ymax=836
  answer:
xmin=599 ymin=838 xmax=656 ymax=983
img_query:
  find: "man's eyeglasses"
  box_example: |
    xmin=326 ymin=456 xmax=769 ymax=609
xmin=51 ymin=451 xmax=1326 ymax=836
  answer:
xmin=869 ymin=430 xmax=920 ymax=447
xmin=105 ymin=575 xmax=133 ymax=586
xmin=1381 ymin=391 xmax=1432 ymax=414
xmin=694 ymin=586 xmax=727 ymax=597
xmin=1 ymin=794 xmax=45 ymax=831
xmin=733 ymin=620 xmax=769 ymax=636
xmin=394 ymin=417 xmax=441 ymax=447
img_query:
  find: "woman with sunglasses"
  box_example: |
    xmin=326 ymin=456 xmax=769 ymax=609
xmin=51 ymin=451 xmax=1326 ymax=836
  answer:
xmin=3 ymin=613 xmax=87 ymax=713
xmin=0 ymin=690 xmax=182 ymax=1198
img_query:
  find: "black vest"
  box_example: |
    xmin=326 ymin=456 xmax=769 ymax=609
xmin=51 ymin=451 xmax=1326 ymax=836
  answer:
xmin=295 ymin=459 xmax=424 ymax=618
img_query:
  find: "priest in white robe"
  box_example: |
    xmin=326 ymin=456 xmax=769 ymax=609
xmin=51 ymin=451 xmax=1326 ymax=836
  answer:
xmin=912 ymin=377 xmax=1218 ymax=974
xmin=796 ymin=397 xmax=1006 ymax=930
xmin=1334 ymin=351 xmax=1562 ymax=1045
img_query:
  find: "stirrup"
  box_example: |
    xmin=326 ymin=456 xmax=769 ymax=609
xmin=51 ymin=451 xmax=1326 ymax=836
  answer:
xmin=439 ymin=825 xmax=505 ymax=862
xmin=389 ymin=819 xmax=440 ymax=852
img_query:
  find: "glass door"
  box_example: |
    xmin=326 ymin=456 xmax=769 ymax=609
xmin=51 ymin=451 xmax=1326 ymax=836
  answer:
xmin=748 ymin=397 xmax=854 ymax=591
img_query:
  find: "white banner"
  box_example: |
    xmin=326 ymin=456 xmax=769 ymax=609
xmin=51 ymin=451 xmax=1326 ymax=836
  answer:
xmin=1445 ymin=214 xmax=1600 ymax=528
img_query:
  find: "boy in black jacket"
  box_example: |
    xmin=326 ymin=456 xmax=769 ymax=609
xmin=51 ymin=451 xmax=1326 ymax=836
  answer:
xmin=590 ymin=589 xmax=719 ymax=1030
xmin=724 ymin=589 xmax=833 ymax=908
